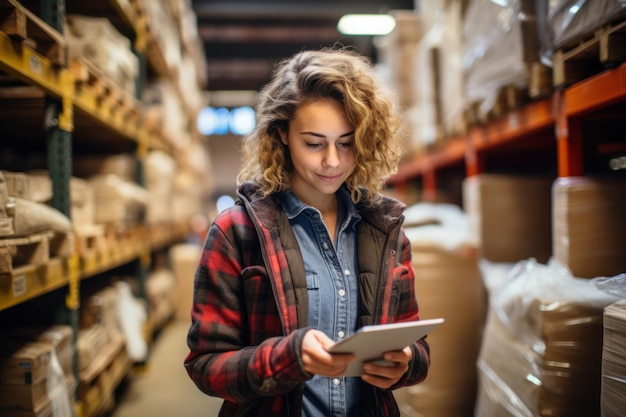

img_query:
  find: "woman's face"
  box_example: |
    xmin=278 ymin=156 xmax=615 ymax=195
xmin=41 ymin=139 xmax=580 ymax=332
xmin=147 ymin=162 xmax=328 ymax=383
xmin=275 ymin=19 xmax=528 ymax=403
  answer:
xmin=281 ymin=98 xmax=356 ymax=208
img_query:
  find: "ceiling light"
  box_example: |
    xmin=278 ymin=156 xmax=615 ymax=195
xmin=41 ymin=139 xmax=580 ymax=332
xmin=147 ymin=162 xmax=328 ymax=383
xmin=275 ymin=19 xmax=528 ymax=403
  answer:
xmin=337 ymin=14 xmax=396 ymax=36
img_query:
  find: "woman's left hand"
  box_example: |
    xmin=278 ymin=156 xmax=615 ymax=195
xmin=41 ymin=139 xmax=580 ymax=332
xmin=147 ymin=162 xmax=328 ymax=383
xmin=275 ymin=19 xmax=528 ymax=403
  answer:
xmin=360 ymin=346 xmax=412 ymax=389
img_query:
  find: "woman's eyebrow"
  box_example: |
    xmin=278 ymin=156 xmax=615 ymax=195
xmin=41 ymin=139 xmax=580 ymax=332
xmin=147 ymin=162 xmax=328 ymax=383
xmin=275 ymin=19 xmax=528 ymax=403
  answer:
xmin=300 ymin=130 xmax=355 ymax=138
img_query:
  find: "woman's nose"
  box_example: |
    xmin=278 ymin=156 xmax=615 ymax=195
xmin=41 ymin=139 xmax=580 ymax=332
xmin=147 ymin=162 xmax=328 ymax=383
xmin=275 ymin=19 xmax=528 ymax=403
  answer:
xmin=323 ymin=146 xmax=340 ymax=167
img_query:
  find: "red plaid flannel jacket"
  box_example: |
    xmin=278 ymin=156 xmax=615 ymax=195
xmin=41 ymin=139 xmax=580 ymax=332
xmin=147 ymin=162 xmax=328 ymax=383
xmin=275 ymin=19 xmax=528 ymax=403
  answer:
xmin=184 ymin=182 xmax=431 ymax=416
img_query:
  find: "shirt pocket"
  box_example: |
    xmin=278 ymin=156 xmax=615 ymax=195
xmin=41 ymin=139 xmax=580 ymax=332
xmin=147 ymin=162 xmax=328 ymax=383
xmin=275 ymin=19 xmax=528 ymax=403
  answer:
xmin=306 ymin=270 xmax=320 ymax=328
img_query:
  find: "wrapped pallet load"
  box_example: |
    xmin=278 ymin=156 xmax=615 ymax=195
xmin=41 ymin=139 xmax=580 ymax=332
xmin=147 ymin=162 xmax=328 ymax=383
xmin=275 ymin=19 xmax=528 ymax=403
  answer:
xmin=547 ymin=0 xmax=626 ymax=50
xmin=410 ymin=0 xmax=465 ymax=149
xmin=395 ymin=202 xmax=487 ymax=417
xmin=476 ymin=259 xmax=622 ymax=417
xmin=599 ymin=295 xmax=626 ymax=417
xmin=463 ymin=0 xmax=543 ymax=119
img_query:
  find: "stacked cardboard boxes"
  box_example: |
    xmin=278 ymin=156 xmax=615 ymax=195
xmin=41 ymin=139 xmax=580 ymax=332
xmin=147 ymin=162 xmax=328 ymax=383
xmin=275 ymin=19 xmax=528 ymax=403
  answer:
xmin=0 ymin=326 xmax=76 ymax=417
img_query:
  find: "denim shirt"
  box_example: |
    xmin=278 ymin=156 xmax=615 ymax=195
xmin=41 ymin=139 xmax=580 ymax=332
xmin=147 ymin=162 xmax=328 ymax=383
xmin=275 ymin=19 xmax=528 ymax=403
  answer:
xmin=281 ymin=189 xmax=362 ymax=417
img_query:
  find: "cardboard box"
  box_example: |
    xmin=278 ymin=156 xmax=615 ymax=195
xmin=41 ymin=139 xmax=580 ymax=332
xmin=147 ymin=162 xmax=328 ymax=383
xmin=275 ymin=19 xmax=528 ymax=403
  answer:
xmin=601 ymin=300 xmax=626 ymax=417
xmin=170 ymin=244 xmax=201 ymax=320
xmin=395 ymin=244 xmax=487 ymax=417
xmin=0 ymin=378 xmax=47 ymax=409
xmin=463 ymin=174 xmax=553 ymax=263
xmin=553 ymin=177 xmax=626 ymax=278
xmin=0 ymin=342 xmax=52 ymax=385
xmin=7 ymin=325 xmax=74 ymax=378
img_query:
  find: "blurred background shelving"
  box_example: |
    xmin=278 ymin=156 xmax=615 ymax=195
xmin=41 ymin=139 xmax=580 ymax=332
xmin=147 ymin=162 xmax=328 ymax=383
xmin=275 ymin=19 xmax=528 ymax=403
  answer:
xmin=0 ymin=1 xmax=625 ymax=417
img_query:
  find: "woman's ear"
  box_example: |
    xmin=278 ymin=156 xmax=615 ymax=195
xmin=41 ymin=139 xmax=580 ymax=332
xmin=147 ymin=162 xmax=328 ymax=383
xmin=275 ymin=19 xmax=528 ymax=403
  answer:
xmin=279 ymin=130 xmax=288 ymax=146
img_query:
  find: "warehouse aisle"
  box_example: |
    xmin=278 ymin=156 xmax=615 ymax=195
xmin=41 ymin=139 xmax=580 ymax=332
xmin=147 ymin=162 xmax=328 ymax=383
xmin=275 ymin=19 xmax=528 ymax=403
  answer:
xmin=109 ymin=320 xmax=222 ymax=417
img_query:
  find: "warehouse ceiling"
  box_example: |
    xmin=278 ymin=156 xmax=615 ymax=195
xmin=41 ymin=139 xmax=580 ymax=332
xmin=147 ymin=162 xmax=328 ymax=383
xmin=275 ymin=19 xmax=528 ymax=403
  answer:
xmin=191 ymin=0 xmax=415 ymax=93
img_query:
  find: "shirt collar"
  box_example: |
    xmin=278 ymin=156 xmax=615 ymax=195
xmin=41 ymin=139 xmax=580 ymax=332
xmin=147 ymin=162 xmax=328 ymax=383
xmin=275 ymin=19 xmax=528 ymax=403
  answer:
xmin=281 ymin=187 xmax=361 ymax=225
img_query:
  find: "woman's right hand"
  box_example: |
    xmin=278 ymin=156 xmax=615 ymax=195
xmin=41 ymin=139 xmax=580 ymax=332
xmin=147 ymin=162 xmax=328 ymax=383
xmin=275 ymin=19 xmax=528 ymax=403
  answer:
xmin=301 ymin=329 xmax=355 ymax=377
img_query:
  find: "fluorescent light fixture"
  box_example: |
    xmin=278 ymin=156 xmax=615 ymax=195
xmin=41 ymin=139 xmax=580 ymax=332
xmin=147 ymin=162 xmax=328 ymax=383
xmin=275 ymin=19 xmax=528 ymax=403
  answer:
xmin=337 ymin=14 xmax=396 ymax=36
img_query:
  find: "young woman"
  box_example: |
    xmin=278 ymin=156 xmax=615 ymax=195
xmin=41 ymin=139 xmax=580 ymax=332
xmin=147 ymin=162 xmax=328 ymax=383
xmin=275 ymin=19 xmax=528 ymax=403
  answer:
xmin=184 ymin=47 xmax=431 ymax=417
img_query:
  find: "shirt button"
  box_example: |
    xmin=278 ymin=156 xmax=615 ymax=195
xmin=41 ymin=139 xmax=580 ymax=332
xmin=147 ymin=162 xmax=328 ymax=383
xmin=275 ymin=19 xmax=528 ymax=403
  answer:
xmin=322 ymin=242 xmax=329 ymax=250
xmin=333 ymin=378 xmax=341 ymax=386
xmin=344 ymin=269 xmax=350 ymax=276
xmin=338 ymin=330 xmax=345 ymax=338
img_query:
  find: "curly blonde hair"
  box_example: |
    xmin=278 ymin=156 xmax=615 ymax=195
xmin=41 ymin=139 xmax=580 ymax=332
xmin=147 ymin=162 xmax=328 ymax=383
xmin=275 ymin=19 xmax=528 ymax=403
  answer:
xmin=237 ymin=47 xmax=402 ymax=204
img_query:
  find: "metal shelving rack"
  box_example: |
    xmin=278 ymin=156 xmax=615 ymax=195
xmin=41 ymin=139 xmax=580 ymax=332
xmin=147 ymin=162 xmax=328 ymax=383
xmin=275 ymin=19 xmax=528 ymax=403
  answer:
xmin=0 ymin=0 xmax=196 ymax=415
xmin=389 ymin=62 xmax=626 ymax=199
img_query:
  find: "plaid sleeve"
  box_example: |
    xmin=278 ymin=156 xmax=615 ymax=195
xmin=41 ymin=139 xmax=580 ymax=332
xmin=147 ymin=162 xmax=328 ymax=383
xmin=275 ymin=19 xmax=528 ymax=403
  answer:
xmin=392 ymin=229 xmax=431 ymax=388
xmin=183 ymin=207 xmax=310 ymax=403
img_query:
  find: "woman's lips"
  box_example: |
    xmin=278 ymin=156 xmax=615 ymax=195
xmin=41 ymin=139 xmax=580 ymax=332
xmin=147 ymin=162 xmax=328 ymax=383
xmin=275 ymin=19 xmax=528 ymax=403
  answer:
xmin=318 ymin=174 xmax=342 ymax=182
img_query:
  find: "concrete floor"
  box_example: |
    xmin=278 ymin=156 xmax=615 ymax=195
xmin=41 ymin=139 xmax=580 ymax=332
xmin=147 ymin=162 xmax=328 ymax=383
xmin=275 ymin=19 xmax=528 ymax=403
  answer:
xmin=109 ymin=320 xmax=222 ymax=417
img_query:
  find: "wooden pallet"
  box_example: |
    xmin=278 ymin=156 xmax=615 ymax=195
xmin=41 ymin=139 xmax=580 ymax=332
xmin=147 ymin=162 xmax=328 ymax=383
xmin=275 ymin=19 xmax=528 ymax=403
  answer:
xmin=70 ymin=57 xmax=141 ymax=123
xmin=0 ymin=0 xmax=65 ymax=65
xmin=0 ymin=229 xmax=75 ymax=276
xmin=465 ymin=84 xmax=528 ymax=126
xmin=553 ymin=17 xmax=626 ymax=89
xmin=79 ymin=334 xmax=129 ymax=417
xmin=464 ymin=60 xmax=552 ymax=127
xmin=74 ymin=224 xmax=107 ymax=256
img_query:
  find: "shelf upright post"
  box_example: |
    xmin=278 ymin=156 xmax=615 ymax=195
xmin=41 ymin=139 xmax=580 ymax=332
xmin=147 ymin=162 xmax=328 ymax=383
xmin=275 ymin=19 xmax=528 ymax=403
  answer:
xmin=466 ymin=127 xmax=485 ymax=177
xmin=554 ymin=91 xmax=584 ymax=177
xmin=421 ymin=167 xmax=438 ymax=202
xmin=41 ymin=0 xmax=81 ymax=403
xmin=132 ymin=28 xmax=149 ymax=305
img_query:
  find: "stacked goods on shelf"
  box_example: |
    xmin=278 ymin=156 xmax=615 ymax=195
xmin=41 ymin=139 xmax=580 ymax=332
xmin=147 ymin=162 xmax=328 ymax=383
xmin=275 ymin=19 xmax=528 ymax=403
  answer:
xmin=69 ymin=176 xmax=99 ymax=247
xmin=77 ymin=284 xmax=125 ymax=416
xmin=601 ymin=299 xmax=626 ymax=417
xmin=394 ymin=203 xmax=487 ymax=417
xmin=88 ymin=175 xmax=148 ymax=227
xmin=546 ymin=0 xmax=626 ymax=87
xmin=173 ymin=0 xmax=208 ymax=89
xmin=173 ymin=140 xmax=213 ymax=225
xmin=169 ymin=243 xmax=202 ymax=320
xmin=0 ymin=171 xmax=74 ymax=277
xmin=476 ymin=260 xmax=621 ymax=417
xmin=463 ymin=174 xmax=553 ymax=264
xmin=143 ymin=79 xmax=192 ymax=152
xmin=65 ymin=14 xmax=139 ymax=97
xmin=143 ymin=0 xmax=182 ymax=78
xmin=548 ymin=0 xmax=626 ymax=47
xmin=375 ymin=11 xmax=422 ymax=110
xmin=146 ymin=268 xmax=178 ymax=330
xmin=552 ymin=177 xmax=626 ymax=279
xmin=177 ymin=52 xmax=209 ymax=115
xmin=375 ymin=11 xmax=424 ymax=156
xmin=73 ymin=154 xmax=148 ymax=228
xmin=0 ymin=0 xmax=210 ymax=414
xmin=143 ymin=150 xmax=176 ymax=225
xmin=0 ymin=325 xmax=76 ymax=417
xmin=462 ymin=0 xmax=546 ymax=122
xmin=77 ymin=281 xmax=147 ymax=416
xmin=375 ymin=2 xmax=466 ymax=157
xmin=171 ymin=0 xmax=209 ymax=116
xmin=413 ymin=0 xmax=465 ymax=149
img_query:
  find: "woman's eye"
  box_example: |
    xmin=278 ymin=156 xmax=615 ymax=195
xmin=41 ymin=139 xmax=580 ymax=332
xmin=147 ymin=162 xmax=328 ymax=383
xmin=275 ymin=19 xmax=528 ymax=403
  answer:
xmin=338 ymin=142 xmax=353 ymax=148
xmin=306 ymin=142 xmax=322 ymax=149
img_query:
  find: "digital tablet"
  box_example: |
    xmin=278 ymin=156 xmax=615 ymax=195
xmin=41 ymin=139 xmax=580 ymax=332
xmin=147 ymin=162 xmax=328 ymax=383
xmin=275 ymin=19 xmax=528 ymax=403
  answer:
xmin=327 ymin=317 xmax=444 ymax=377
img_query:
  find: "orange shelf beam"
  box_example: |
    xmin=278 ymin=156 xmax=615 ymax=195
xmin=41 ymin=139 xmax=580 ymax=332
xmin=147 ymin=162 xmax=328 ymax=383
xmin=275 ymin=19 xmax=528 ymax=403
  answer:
xmin=470 ymin=97 xmax=555 ymax=152
xmin=391 ymin=63 xmax=626 ymax=194
xmin=565 ymin=61 xmax=626 ymax=116
xmin=391 ymin=136 xmax=466 ymax=183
